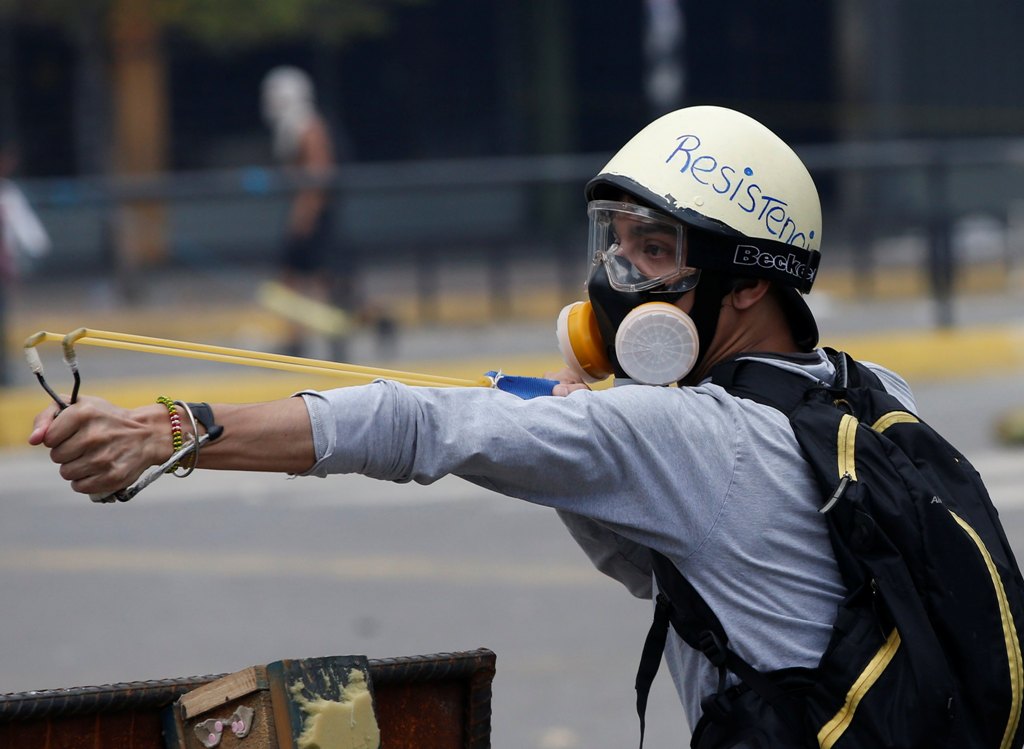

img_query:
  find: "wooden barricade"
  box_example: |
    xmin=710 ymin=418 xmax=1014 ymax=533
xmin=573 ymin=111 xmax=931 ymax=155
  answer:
xmin=0 ymin=649 xmax=495 ymax=749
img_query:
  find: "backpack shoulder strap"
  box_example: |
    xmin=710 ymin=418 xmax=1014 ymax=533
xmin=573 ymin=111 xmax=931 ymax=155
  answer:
xmin=710 ymin=356 xmax=817 ymax=414
xmin=823 ymin=347 xmax=884 ymax=391
xmin=710 ymin=350 xmax=885 ymax=416
xmin=635 ymin=550 xmax=790 ymax=747
xmin=650 ymin=551 xmax=788 ymax=699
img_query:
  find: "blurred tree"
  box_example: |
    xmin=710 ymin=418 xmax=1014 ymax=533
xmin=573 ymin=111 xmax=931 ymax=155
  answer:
xmin=0 ymin=0 xmax=419 ymax=294
xmin=0 ymin=0 xmax=419 ymax=174
xmin=156 ymin=0 xmax=417 ymax=46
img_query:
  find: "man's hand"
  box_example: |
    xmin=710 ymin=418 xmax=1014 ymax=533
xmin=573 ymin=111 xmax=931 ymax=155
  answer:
xmin=28 ymin=397 xmax=169 ymax=496
xmin=544 ymin=367 xmax=592 ymax=397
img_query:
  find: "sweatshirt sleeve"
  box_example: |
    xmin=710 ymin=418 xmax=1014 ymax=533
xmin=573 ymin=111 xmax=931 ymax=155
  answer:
xmin=556 ymin=509 xmax=654 ymax=598
xmin=296 ymin=380 xmax=739 ymax=558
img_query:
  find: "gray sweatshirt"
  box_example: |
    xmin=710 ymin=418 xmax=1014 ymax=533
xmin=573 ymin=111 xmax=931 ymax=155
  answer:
xmin=299 ymin=350 xmax=916 ymax=731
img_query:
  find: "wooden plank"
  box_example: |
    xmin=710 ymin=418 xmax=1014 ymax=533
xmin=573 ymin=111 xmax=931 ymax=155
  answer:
xmin=177 ymin=666 xmax=264 ymax=719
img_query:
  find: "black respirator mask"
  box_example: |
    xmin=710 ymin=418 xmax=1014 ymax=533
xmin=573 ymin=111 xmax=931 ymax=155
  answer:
xmin=556 ymin=201 xmax=704 ymax=385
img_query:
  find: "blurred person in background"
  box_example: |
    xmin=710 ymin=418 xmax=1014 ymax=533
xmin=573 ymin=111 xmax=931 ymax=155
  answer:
xmin=261 ymin=66 xmax=337 ymax=357
xmin=1 ymin=136 xmax=50 ymax=387
xmin=0 ymin=136 xmax=50 ymax=385
xmin=0 ymin=137 xmax=50 ymax=285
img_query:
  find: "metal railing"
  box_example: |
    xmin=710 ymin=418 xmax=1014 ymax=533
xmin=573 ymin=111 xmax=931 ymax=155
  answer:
xmin=3 ymin=139 xmax=1024 ymax=384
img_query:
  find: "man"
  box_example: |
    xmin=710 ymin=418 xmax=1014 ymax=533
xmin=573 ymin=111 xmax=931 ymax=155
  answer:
xmin=29 ymin=106 xmax=916 ymax=742
xmin=2 ymin=137 xmax=50 ymax=386
xmin=261 ymin=66 xmax=337 ymax=356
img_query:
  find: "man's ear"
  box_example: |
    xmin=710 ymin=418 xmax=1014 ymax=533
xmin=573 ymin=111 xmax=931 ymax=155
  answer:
xmin=728 ymin=278 xmax=772 ymax=310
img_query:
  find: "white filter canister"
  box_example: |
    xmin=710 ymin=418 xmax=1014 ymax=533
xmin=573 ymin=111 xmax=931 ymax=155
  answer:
xmin=614 ymin=302 xmax=699 ymax=385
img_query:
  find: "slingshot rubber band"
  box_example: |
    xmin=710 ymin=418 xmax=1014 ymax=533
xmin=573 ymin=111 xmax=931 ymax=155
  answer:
xmin=25 ymin=328 xmax=492 ymax=390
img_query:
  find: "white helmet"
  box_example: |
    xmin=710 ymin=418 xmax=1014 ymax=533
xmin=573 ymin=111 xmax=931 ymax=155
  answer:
xmin=586 ymin=106 xmax=822 ymax=348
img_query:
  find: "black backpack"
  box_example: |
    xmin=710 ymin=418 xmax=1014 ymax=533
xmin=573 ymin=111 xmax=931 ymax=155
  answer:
xmin=635 ymin=350 xmax=1024 ymax=749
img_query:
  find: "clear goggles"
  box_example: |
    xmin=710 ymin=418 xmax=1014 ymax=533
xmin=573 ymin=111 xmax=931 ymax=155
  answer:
xmin=587 ymin=200 xmax=701 ymax=294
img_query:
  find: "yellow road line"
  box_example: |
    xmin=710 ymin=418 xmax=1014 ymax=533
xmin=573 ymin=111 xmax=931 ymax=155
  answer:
xmin=829 ymin=323 xmax=1024 ymax=381
xmin=9 ymin=263 xmax=1021 ymax=348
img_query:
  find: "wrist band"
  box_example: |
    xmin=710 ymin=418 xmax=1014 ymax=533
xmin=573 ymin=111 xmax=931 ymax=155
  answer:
xmin=186 ymin=402 xmax=224 ymax=441
xmin=156 ymin=396 xmax=184 ymax=472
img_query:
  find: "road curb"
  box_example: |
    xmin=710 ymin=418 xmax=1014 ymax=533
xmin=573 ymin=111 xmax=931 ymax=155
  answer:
xmin=6 ymin=262 xmax=1022 ymax=348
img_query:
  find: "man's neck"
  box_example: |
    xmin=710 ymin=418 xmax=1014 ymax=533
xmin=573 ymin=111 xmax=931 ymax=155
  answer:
xmin=688 ymin=305 xmax=799 ymax=384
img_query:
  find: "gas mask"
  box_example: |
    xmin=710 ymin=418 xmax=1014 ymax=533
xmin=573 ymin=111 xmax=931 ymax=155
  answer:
xmin=556 ymin=200 xmax=702 ymax=386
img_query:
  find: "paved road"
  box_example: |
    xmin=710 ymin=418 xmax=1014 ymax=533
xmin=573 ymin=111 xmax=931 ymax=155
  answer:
xmin=1 ymin=276 xmax=1023 ymax=748
xmin=0 ymin=449 xmax=693 ymax=748
xmin=3 ymin=378 xmax=1023 ymax=749
xmin=2 ymin=433 xmax=1023 ymax=749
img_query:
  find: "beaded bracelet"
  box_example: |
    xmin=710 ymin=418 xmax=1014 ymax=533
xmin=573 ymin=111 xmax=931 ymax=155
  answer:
xmin=156 ymin=395 xmax=184 ymax=459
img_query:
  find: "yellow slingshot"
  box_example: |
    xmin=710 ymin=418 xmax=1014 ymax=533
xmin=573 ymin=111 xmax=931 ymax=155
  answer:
xmin=23 ymin=327 xmax=495 ymax=503
xmin=24 ymin=327 xmax=493 ymax=405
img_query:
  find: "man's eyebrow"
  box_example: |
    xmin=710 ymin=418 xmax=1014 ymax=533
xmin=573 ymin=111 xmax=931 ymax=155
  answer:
xmin=626 ymin=222 xmax=676 ymax=238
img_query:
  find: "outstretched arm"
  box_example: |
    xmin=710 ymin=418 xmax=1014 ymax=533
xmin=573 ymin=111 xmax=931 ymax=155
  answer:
xmin=29 ymin=396 xmax=315 ymax=496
